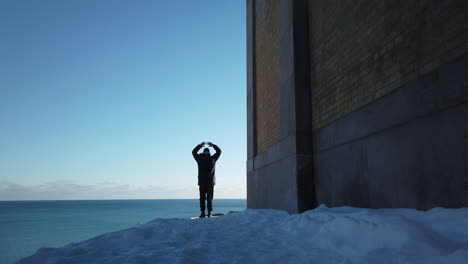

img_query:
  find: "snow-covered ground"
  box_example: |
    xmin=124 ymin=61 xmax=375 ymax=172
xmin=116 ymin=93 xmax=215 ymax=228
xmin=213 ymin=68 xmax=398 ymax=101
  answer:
xmin=19 ymin=205 xmax=468 ymax=264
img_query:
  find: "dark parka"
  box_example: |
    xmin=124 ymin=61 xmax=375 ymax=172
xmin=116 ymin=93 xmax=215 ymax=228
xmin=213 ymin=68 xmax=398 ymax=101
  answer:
xmin=192 ymin=144 xmax=221 ymax=186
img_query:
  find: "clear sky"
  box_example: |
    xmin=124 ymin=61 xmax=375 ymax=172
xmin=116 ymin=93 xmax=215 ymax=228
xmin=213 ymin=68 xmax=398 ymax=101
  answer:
xmin=0 ymin=0 xmax=246 ymax=200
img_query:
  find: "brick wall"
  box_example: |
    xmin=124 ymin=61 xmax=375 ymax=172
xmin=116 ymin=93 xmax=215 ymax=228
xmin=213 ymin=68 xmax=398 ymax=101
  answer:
xmin=255 ymin=0 xmax=281 ymax=153
xmin=309 ymin=0 xmax=468 ymax=130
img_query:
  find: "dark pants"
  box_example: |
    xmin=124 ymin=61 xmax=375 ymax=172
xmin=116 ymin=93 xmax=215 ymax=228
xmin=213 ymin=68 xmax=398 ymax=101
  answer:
xmin=199 ymin=184 xmax=214 ymax=212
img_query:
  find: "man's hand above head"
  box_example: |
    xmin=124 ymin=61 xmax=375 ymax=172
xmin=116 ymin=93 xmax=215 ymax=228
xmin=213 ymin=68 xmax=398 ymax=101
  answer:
xmin=207 ymin=142 xmax=214 ymax=147
xmin=200 ymin=142 xmax=206 ymax=146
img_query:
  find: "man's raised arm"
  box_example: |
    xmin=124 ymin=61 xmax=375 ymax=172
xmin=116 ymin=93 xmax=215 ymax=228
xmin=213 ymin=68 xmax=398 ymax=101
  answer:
xmin=209 ymin=142 xmax=222 ymax=161
xmin=192 ymin=142 xmax=205 ymax=160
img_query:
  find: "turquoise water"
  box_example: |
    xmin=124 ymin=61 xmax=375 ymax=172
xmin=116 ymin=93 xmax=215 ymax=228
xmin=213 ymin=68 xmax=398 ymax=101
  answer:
xmin=0 ymin=199 xmax=246 ymax=263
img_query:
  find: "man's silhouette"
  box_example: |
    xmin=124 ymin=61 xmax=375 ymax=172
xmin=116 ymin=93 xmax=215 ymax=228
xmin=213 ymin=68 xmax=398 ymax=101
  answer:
xmin=192 ymin=142 xmax=221 ymax=218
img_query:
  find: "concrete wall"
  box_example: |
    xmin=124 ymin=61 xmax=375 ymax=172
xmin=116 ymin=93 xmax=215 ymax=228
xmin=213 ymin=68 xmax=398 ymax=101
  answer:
xmin=247 ymin=0 xmax=468 ymax=212
xmin=247 ymin=0 xmax=315 ymax=213
xmin=314 ymin=54 xmax=468 ymax=209
xmin=309 ymin=0 xmax=468 ymax=209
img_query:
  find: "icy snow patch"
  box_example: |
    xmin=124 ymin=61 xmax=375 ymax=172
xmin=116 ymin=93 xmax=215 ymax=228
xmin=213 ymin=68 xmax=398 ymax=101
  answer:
xmin=19 ymin=205 xmax=468 ymax=264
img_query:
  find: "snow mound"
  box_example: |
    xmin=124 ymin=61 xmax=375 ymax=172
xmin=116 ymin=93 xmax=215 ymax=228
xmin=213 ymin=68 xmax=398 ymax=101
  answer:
xmin=19 ymin=205 xmax=468 ymax=264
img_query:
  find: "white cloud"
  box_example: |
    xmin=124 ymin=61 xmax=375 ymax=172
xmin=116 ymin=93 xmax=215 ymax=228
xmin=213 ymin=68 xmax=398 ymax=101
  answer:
xmin=0 ymin=180 xmax=246 ymax=200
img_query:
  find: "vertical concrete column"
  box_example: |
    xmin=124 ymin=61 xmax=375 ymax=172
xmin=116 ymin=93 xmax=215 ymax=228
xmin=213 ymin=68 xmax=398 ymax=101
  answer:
xmin=277 ymin=0 xmax=315 ymax=212
xmin=246 ymin=0 xmax=256 ymax=209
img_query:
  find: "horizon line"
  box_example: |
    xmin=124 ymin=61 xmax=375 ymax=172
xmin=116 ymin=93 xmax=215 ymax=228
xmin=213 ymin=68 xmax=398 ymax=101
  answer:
xmin=0 ymin=198 xmax=247 ymax=202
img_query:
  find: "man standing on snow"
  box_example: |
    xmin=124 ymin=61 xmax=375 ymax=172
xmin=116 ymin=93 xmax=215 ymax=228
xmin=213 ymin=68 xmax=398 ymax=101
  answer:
xmin=192 ymin=142 xmax=222 ymax=218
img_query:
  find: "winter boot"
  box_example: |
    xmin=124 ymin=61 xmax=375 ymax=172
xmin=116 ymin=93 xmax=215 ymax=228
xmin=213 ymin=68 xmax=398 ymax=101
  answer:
xmin=207 ymin=211 xmax=212 ymax=218
xmin=199 ymin=211 xmax=206 ymax=218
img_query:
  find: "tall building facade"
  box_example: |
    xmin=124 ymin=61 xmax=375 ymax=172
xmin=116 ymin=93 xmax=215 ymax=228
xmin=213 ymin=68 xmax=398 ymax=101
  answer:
xmin=247 ymin=0 xmax=468 ymax=213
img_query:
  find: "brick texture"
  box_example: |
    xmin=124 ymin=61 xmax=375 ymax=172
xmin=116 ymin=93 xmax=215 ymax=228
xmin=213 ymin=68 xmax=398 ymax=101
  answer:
xmin=309 ymin=0 xmax=468 ymax=130
xmin=255 ymin=0 xmax=281 ymax=154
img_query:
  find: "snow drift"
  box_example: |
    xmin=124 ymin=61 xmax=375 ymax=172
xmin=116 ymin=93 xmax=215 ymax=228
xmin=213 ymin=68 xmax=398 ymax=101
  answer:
xmin=19 ymin=205 xmax=468 ymax=263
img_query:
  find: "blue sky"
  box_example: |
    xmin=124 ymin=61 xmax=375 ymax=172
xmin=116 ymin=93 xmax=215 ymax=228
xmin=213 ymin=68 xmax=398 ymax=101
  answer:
xmin=0 ymin=0 xmax=246 ymax=199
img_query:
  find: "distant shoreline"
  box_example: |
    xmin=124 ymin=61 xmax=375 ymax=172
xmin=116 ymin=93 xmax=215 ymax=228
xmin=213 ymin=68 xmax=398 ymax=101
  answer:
xmin=0 ymin=198 xmax=247 ymax=202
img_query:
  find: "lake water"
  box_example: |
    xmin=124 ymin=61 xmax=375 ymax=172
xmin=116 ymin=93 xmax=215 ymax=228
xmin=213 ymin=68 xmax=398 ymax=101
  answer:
xmin=0 ymin=199 xmax=246 ymax=263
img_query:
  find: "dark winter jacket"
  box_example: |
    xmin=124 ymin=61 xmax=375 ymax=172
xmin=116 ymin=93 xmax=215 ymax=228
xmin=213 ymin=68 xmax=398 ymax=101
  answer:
xmin=192 ymin=144 xmax=221 ymax=186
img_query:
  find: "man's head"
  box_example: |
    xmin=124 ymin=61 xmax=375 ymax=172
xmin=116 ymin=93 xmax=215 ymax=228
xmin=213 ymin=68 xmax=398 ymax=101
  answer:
xmin=202 ymin=148 xmax=210 ymax=155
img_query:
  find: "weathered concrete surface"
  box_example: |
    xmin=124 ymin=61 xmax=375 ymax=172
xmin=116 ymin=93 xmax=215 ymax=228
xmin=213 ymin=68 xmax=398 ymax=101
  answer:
xmin=247 ymin=0 xmax=468 ymax=212
xmin=314 ymin=54 xmax=468 ymax=209
xmin=248 ymin=149 xmax=298 ymax=212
